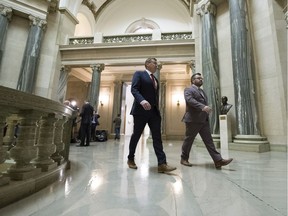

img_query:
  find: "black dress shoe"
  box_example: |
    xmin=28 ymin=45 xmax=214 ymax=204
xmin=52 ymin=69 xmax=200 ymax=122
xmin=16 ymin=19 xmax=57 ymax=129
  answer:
xmin=215 ymin=158 xmax=233 ymax=168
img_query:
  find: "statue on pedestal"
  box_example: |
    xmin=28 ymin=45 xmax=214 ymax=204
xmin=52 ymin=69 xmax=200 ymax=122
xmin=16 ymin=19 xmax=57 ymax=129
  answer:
xmin=220 ymin=96 xmax=233 ymax=115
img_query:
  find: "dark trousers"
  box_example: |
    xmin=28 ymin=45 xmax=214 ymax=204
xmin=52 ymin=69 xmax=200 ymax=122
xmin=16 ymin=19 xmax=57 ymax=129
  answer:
xmin=114 ymin=127 xmax=120 ymax=139
xmin=80 ymin=123 xmax=91 ymax=146
xmin=128 ymin=109 xmax=166 ymax=165
xmin=91 ymin=123 xmax=97 ymax=141
xmin=181 ymin=121 xmax=222 ymax=162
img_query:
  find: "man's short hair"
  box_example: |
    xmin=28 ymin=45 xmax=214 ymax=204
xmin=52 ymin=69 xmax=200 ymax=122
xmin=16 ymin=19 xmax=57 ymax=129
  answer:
xmin=191 ymin=73 xmax=202 ymax=83
xmin=145 ymin=57 xmax=157 ymax=68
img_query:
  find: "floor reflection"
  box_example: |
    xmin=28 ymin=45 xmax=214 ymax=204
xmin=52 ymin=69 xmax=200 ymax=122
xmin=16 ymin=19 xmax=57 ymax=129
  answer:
xmin=0 ymin=136 xmax=286 ymax=216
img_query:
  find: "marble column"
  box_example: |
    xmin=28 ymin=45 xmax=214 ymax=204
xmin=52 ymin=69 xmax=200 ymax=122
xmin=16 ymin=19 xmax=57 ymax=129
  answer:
xmin=228 ymin=0 xmax=259 ymax=135
xmin=8 ymin=110 xmax=42 ymax=180
xmin=155 ymin=64 xmax=166 ymax=136
xmin=159 ymin=80 xmax=166 ymax=136
xmin=228 ymin=0 xmax=269 ymax=152
xmin=196 ymin=0 xmax=221 ymax=134
xmin=17 ymin=15 xmax=47 ymax=93
xmin=90 ymin=64 xmax=105 ymax=110
xmin=111 ymin=81 xmax=123 ymax=132
xmin=0 ymin=5 xmax=12 ymax=71
xmin=57 ymin=66 xmax=69 ymax=103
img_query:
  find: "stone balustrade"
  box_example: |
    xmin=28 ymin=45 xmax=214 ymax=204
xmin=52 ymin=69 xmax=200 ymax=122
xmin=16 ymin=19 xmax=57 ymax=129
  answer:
xmin=0 ymin=85 xmax=74 ymax=208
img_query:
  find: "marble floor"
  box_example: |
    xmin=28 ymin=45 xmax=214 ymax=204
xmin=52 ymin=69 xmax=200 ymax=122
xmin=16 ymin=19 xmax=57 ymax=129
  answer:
xmin=0 ymin=136 xmax=287 ymax=216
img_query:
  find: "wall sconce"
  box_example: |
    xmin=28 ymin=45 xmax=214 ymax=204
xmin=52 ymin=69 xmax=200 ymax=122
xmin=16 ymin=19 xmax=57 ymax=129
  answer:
xmin=177 ymin=100 xmax=180 ymax=106
xmin=100 ymin=101 xmax=103 ymax=106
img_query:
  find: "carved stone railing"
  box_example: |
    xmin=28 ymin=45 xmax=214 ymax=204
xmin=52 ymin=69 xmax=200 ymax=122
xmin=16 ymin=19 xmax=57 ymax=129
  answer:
xmin=69 ymin=32 xmax=193 ymax=45
xmin=0 ymin=85 xmax=74 ymax=208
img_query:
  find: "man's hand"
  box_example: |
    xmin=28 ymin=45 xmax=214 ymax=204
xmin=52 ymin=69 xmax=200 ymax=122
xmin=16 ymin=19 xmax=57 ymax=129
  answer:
xmin=202 ymin=106 xmax=212 ymax=114
xmin=140 ymin=100 xmax=151 ymax=110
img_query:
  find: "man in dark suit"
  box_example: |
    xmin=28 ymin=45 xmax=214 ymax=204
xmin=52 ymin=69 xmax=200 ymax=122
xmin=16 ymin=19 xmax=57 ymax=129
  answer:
xmin=127 ymin=57 xmax=176 ymax=173
xmin=78 ymin=100 xmax=94 ymax=147
xmin=181 ymin=73 xmax=233 ymax=168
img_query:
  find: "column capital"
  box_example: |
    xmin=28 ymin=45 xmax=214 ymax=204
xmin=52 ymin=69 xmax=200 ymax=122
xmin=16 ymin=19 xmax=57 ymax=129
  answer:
xmin=61 ymin=65 xmax=71 ymax=72
xmin=28 ymin=15 xmax=47 ymax=30
xmin=189 ymin=60 xmax=196 ymax=74
xmin=0 ymin=4 xmax=12 ymax=20
xmin=196 ymin=0 xmax=216 ymax=17
xmin=90 ymin=64 xmax=105 ymax=72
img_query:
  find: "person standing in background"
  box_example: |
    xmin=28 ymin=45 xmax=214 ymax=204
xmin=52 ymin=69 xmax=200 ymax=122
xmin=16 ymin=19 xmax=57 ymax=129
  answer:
xmin=78 ymin=100 xmax=94 ymax=147
xmin=91 ymin=111 xmax=100 ymax=141
xmin=113 ymin=114 xmax=121 ymax=140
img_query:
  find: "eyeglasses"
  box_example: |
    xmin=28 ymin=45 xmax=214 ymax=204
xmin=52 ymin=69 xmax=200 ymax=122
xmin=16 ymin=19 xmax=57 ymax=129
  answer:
xmin=194 ymin=77 xmax=203 ymax=80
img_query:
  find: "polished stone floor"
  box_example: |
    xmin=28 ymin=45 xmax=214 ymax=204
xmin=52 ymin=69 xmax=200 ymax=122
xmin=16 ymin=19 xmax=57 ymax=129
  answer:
xmin=0 ymin=135 xmax=287 ymax=216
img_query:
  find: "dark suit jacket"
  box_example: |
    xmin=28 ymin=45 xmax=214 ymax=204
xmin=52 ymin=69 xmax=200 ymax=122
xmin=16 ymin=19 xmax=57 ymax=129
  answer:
xmin=80 ymin=103 xmax=94 ymax=124
xmin=130 ymin=70 xmax=160 ymax=116
xmin=182 ymin=85 xmax=209 ymax=123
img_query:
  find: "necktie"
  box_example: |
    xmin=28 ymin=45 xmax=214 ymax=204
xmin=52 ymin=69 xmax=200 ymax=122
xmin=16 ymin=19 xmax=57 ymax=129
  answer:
xmin=150 ymin=74 xmax=157 ymax=89
xmin=198 ymin=88 xmax=205 ymax=98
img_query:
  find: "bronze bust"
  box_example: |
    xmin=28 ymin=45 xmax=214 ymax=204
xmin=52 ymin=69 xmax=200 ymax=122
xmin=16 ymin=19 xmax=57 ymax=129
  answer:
xmin=220 ymin=96 xmax=233 ymax=114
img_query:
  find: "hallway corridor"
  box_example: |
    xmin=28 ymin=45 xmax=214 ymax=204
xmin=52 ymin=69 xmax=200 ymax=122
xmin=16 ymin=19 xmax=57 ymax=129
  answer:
xmin=0 ymin=136 xmax=286 ymax=216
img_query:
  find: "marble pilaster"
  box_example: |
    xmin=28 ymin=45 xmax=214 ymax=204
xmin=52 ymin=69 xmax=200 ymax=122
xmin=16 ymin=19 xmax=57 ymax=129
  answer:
xmin=7 ymin=110 xmax=42 ymax=180
xmin=90 ymin=64 xmax=105 ymax=110
xmin=0 ymin=5 xmax=12 ymax=72
xmin=57 ymin=66 xmax=69 ymax=103
xmin=16 ymin=15 xmax=47 ymax=93
xmin=111 ymin=81 xmax=123 ymax=132
xmin=196 ymin=0 xmax=221 ymax=134
xmin=34 ymin=113 xmax=57 ymax=172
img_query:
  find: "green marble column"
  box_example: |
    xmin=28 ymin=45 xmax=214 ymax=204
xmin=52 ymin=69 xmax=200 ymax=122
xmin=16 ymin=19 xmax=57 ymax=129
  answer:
xmin=90 ymin=64 xmax=105 ymax=110
xmin=229 ymin=0 xmax=259 ymax=135
xmin=0 ymin=5 xmax=12 ymax=71
xmin=17 ymin=15 xmax=47 ymax=93
xmin=196 ymin=1 xmax=221 ymax=134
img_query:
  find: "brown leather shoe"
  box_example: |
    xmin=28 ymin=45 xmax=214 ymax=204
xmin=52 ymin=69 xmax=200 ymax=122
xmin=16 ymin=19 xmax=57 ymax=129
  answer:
xmin=215 ymin=158 xmax=233 ymax=169
xmin=127 ymin=159 xmax=137 ymax=169
xmin=180 ymin=159 xmax=192 ymax=167
xmin=158 ymin=163 xmax=176 ymax=173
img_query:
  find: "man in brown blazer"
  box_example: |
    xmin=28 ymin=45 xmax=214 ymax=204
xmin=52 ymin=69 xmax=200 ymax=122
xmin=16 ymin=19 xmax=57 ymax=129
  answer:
xmin=180 ymin=73 xmax=233 ymax=169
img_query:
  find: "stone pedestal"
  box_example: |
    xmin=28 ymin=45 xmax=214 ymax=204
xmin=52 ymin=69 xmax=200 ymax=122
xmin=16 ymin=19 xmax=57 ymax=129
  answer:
xmin=230 ymin=135 xmax=270 ymax=153
xmin=219 ymin=115 xmax=232 ymax=150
